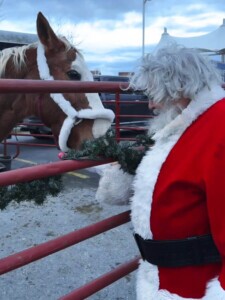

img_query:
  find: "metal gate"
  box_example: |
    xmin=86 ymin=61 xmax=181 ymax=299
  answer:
xmin=0 ymin=79 xmax=141 ymax=299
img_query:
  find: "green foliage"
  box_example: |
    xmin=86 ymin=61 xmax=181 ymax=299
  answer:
xmin=0 ymin=175 xmax=63 ymax=210
xmin=0 ymin=130 xmax=154 ymax=210
xmin=66 ymin=129 xmax=154 ymax=175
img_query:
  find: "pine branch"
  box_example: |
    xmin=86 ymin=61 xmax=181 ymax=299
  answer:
xmin=0 ymin=130 xmax=154 ymax=210
xmin=65 ymin=130 xmax=154 ymax=175
xmin=0 ymin=175 xmax=63 ymax=210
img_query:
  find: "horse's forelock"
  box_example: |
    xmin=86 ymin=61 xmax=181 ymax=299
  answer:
xmin=58 ymin=35 xmax=75 ymax=53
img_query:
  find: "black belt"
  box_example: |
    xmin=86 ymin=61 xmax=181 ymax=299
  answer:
xmin=134 ymin=233 xmax=221 ymax=267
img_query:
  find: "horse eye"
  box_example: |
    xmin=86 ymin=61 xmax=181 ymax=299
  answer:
xmin=67 ymin=70 xmax=81 ymax=81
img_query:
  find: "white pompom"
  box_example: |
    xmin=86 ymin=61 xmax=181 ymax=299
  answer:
xmin=95 ymin=163 xmax=134 ymax=205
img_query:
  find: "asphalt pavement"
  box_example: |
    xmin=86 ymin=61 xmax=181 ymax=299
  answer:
xmin=0 ymin=134 xmax=99 ymax=188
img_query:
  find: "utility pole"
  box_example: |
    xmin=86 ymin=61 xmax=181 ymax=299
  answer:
xmin=142 ymin=0 xmax=151 ymax=57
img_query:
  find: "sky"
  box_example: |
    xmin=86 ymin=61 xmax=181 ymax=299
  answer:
xmin=0 ymin=0 xmax=224 ymax=75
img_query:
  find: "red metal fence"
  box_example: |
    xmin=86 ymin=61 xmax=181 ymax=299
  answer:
xmin=0 ymin=160 xmax=139 ymax=299
xmin=1 ymin=79 xmax=151 ymax=158
xmin=1 ymin=80 xmax=224 ymax=298
xmin=0 ymin=79 xmax=142 ymax=299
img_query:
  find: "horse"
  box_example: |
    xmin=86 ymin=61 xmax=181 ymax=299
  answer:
xmin=0 ymin=12 xmax=115 ymax=152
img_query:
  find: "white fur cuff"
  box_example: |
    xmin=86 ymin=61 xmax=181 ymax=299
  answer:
xmin=95 ymin=163 xmax=134 ymax=205
xmin=136 ymin=261 xmax=225 ymax=300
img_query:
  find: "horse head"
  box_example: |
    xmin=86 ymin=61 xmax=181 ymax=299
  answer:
xmin=34 ymin=12 xmax=114 ymax=151
xmin=0 ymin=13 xmax=114 ymax=151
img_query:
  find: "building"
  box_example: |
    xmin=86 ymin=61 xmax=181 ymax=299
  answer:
xmin=0 ymin=30 xmax=37 ymax=49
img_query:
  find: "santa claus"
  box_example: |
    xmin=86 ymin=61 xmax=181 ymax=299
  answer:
xmin=129 ymin=45 xmax=225 ymax=299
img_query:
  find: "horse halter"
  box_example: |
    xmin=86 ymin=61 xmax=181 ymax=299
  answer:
xmin=36 ymin=42 xmax=115 ymax=152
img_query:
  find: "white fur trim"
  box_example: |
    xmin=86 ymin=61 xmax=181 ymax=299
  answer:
xmin=95 ymin=163 xmax=134 ymax=205
xmin=49 ymin=93 xmax=78 ymax=118
xmin=132 ymin=84 xmax=225 ymax=238
xmin=37 ymin=41 xmax=51 ymax=80
xmin=77 ymin=108 xmax=114 ymax=122
xmin=131 ymin=85 xmax=225 ymax=298
xmin=58 ymin=117 xmax=74 ymax=152
xmin=56 ymin=110 xmax=114 ymax=152
xmin=36 ymin=42 xmax=115 ymax=151
xmin=203 ymin=277 xmax=225 ymax=299
xmin=131 ymin=137 xmax=176 ymax=239
xmin=136 ymin=260 xmax=197 ymax=300
xmin=70 ymin=53 xmax=115 ymax=136
xmin=137 ymin=261 xmax=225 ymax=299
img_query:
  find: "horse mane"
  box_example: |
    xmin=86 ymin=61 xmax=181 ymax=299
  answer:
xmin=0 ymin=36 xmax=74 ymax=78
xmin=60 ymin=36 xmax=74 ymax=52
xmin=0 ymin=43 xmax=38 ymax=77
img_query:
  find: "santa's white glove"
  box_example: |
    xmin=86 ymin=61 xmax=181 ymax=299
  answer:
xmin=95 ymin=163 xmax=134 ymax=205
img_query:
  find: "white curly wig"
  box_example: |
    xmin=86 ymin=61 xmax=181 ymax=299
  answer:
xmin=129 ymin=45 xmax=222 ymax=105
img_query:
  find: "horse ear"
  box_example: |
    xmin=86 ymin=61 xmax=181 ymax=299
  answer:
xmin=36 ymin=12 xmax=64 ymax=51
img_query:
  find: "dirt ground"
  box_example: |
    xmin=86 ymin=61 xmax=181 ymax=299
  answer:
xmin=0 ymin=171 xmax=138 ymax=300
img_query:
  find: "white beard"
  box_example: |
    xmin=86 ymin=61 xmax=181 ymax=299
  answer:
xmin=147 ymin=104 xmax=182 ymax=136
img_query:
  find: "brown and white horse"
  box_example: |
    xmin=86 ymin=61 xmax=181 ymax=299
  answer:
xmin=0 ymin=12 xmax=114 ymax=152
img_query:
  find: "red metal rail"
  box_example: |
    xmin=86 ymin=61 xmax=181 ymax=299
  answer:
xmin=1 ymin=80 xmax=151 ymax=154
xmin=0 ymin=210 xmax=131 ymax=275
xmin=60 ymin=256 xmax=140 ymax=300
xmin=4 ymin=140 xmax=55 ymax=147
xmin=0 ymin=79 xmax=223 ymax=93
xmin=0 ymin=159 xmax=115 ymax=186
xmin=1 ymin=79 xmax=223 ymax=298
xmin=0 ymin=79 xmax=129 ymax=93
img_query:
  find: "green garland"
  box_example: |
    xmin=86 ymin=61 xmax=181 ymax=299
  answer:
xmin=0 ymin=130 xmax=153 ymax=210
xmin=65 ymin=129 xmax=154 ymax=175
xmin=0 ymin=175 xmax=63 ymax=210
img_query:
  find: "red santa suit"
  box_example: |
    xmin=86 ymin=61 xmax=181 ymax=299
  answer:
xmin=131 ymin=84 xmax=225 ymax=299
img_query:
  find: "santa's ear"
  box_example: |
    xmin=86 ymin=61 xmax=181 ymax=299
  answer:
xmin=36 ymin=12 xmax=64 ymax=51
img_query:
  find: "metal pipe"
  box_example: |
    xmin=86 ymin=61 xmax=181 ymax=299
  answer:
xmin=115 ymin=92 xmax=121 ymax=141
xmin=0 ymin=79 xmax=129 ymax=94
xmin=0 ymin=159 xmax=115 ymax=186
xmin=142 ymin=0 xmax=151 ymax=57
xmin=0 ymin=210 xmax=131 ymax=275
xmin=60 ymin=256 xmax=140 ymax=300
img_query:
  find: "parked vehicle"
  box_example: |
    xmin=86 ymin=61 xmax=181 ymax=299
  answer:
xmin=22 ymin=117 xmax=52 ymax=137
xmin=23 ymin=75 xmax=152 ymax=137
xmin=95 ymin=75 xmax=151 ymax=127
